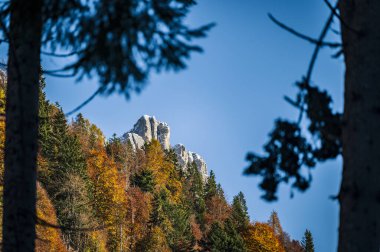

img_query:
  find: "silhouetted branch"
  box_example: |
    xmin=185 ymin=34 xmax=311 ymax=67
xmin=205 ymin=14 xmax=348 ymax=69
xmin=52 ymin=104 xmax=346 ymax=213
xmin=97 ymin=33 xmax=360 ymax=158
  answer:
xmin=297 ymin=2 xmax=339 ymax=124
xmin=332 ymin=49 xmax=343 ymax=58
xmin=41 ymin=50 xmax=83 ymax=58
xmin=305 ymin=7 xmax=336 ymax=81
xmin=284 ymin=95 xmax=302 ymax=109
xmin=42 ymin=65 xmax=74 ymax=73
xmin=42 ymin=71 xmax=76 ymax=78
xmin=268 ymin=13 xmax=341 ymax=48
xmin=323 ymin=0 xmax=360 ymax=34
xmin=65 ymin=86 xmax=105 ymax=116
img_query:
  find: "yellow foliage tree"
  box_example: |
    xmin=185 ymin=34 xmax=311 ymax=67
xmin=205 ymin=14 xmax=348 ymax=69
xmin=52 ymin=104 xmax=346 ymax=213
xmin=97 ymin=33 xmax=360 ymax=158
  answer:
xmin=145 ymin=140 xmax=182 ymax=202
xmin=136 ymin=226 xmax=171 ymax=252
xmin=244 ymin=222 xmax=285 ymax=252
xmin=87 ymin=144 xmax=127 ymax=250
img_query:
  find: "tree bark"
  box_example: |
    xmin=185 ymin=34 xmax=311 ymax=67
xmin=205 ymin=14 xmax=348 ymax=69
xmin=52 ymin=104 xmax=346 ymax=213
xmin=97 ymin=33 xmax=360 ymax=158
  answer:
xmin=339 ymin=1 xmax=380 ymax=251
xmin=2 ymin=0 xmax=42 ymax=251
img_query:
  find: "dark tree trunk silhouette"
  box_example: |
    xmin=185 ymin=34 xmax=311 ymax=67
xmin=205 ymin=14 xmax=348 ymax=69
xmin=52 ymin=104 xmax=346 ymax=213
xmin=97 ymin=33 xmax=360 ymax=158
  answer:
xmin=339 ymin=1 xmax=380 ymax=251
xmin=2 ymin=0 xmax=42 ymax=250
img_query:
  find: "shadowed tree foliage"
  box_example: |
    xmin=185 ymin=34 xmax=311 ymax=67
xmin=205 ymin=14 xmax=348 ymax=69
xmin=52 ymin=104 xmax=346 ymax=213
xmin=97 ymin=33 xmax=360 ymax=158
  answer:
xmin=0 ymin=0 xmax=213 ymax=250
xmin=244 ymin=81 xmax=341 ymax=201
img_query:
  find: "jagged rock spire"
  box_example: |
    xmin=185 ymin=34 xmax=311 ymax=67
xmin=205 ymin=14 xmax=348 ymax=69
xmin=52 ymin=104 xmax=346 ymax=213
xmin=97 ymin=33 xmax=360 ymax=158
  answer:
xmin=122 ymin=115 xmax=208 ymax=179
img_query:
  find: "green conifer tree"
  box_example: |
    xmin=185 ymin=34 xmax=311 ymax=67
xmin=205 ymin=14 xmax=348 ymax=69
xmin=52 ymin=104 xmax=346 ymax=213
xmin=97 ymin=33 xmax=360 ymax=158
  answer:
xmin=184 ymin=162 xmax=206 ymax=228
xmin=301 ymin=229 xmax=315 ymax=252
xmin=207 ymin=222 xmax=228 ymax=251
xmin=224 ymin=219 xmax=247 ymax=252
xmin=231 ymin=192 xmax=250 ymax=234
xmin=132 ymin=169 xmax=155 ymax=193
xmin=166 ymin=202 xmax=195 ymax=251
xmin=205 ymin=170 xmax=218 ymax=200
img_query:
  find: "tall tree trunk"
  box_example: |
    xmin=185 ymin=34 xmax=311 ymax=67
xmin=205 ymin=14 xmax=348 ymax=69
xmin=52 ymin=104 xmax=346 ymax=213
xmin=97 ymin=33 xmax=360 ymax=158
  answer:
xmin=2 ymin=0 xmax=42 ymax=251
xmin=339 ymin=1 xmax=380 ymax=251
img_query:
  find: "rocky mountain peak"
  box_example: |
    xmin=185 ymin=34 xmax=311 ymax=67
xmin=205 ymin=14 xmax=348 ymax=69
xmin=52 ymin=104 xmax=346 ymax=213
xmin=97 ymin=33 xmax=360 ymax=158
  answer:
xmin=129 ymin=115 xmax=170 ymax=150
xmin=123 ymin=115 xmax=208 ymax=179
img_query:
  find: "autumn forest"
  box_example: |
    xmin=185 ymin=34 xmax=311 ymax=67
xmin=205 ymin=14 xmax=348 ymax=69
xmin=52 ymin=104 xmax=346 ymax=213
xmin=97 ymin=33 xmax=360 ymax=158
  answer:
xmin=0 ymin=73 xmax=314 ymax=251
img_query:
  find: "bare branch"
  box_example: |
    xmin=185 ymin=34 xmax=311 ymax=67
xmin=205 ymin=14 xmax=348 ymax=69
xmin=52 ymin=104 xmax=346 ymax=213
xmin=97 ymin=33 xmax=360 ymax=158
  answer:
xmin=268 ymin=13 xmax=341 ymax=48
xmin=305 ymin=2 xmax=338 ymax=83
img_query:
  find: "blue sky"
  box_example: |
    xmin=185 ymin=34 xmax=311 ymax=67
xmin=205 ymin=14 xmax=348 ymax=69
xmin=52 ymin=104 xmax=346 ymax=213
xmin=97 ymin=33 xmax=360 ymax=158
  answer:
xmin=39 ymin=1 xmax=344 ymax=251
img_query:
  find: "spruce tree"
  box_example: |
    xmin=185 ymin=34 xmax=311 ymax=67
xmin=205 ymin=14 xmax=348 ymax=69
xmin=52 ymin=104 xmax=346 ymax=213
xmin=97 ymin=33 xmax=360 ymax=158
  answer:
xmin=224 ymin=219 xmax=247 ymax=252
xmin=205 ymin=170 xmax=218 ymax=200
xmin=185 ymin=162 xmax=206 ymax=228
xmin=166 ymin=203 xmax=195 ymax=252
xmin=38 ymin=100 xmax=91 ymax=250
xmin=132 ymin=169 xmax=155 ymax=193
xmin=149 ymin=190 xmax=171 ymax=229
xmin=106 ymin=133 xmax=127 ymax=171
xmin=231 ymin=192 xmax=250 ymax=234
xmin=301 ymin=229 xmax=315 ymax=252
xmin=206 ymin=222 xmax=228 ymax=251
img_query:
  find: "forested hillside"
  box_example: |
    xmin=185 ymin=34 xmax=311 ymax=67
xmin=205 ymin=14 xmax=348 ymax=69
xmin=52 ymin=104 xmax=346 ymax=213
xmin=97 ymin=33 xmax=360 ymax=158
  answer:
xmin=0 ymin=74 xmax=308 ymax=251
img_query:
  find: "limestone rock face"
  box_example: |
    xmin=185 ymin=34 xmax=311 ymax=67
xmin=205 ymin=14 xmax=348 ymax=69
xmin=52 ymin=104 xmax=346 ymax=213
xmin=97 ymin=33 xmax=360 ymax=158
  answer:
xmin=123 ymin=132 xmax=145 ymax=150
xmin=123 ymin=115 xmax=208 ymax=180
xmin=174 ymin=144 xmax=208 ymax=180
xmin=129 ymin=115 xmax=170 ymax=150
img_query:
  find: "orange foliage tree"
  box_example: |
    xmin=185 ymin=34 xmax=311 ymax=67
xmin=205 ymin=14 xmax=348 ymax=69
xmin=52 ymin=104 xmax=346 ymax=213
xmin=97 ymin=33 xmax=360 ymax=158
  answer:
xmin=35 ymin=183 xmax=68 ymax=252
xmin=244 ymin=222 xmax=285 ymax=252
xmin=86 ymin=140 xmax=127 ymax=250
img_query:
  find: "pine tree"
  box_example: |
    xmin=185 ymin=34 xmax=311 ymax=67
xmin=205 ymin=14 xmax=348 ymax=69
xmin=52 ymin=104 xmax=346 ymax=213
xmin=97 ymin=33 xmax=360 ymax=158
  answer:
xmin=149 ymin=190 xmax=171 ymax=229
xmin=301 ymin=229 xmax=315 ymax=252
xmin=132 ymin=169 xmax=155 ymax=193
xmin=38 ymin=102 xmax=94 ymax=250
xmin=205 ymin=170 xmax=218 ymax=200
xmin=184 ymin=162 xmax=206 ymax=229
xmin=206 ymin=222 xmax=228 ymax=251
xmin=166 ymin=202 xmax=195 ymax=251
xmin=224 ymin=219 xmax=247 ymax=252
xmin=231 ymin=192 xmax=250 ymax=234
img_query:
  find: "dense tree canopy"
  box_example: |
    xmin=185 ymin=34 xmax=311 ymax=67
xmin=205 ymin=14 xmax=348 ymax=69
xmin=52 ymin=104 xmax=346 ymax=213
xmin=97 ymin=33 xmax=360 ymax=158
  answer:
xmin=0 ymin=80 xmax=306 ymax=251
